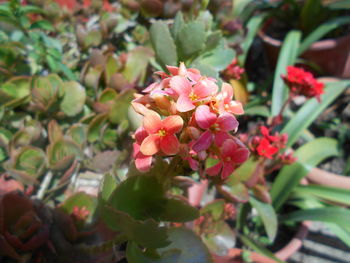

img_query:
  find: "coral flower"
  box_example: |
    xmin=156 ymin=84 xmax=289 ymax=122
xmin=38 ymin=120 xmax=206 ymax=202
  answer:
xmin=133 ymin=127 xmax=153 ymax=172
xmin=140 ymin=111 xmax=183 ymax=156
xmin=256 ymin=138 xmax=279 ymax=159
xmin=215 ymin=83 xmax=244 ymax=115
xmin=206 ymin=139 xmax=249 ymax=179
xmin=193 ymin=105 xmax=239 ymax=152
xmin=170 ymin=76 xmax=218 ymax=112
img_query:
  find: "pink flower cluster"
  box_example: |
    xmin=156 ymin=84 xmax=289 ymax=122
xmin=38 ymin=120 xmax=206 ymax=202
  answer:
xmin=222 ymin=59 xmax=245 ymax=81
xmin=282 ymin=66 xmax=324 ymax=102
xmin=132 ymin=63 xmax=249 ymax=179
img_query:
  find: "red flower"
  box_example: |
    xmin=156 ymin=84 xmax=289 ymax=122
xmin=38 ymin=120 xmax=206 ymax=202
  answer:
xmin=222 ymin=59 xmax=245 ymax=80
xmin=256 ymin=138 xmax=279 ymax=159
xmin=282 ymin=66 xmax=324 ymax=102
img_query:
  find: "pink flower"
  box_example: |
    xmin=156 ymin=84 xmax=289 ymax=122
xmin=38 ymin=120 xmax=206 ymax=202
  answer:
xmin=192 ymin=105 xmax=239 ymax=152
xmin=170 ymin=76 xmax=218 ymax=112
xmin=133 ymin=127 xmax=153 ymax=172
xmin=215 ymin=83 xmax=244 ymax=115
xmin=140 ymin=111 xmax=183 ymax=156
xmin=206 ymin=139 xmax=249 ymax=179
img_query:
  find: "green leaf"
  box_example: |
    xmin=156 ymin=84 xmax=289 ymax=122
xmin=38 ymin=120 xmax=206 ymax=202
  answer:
xmin=299 ymin=0 xmax=323 ymax=35
xmin=325 ymin=0 xmax=350 ymax=9
xmin=100 ymin=173 xmax=117 ymax=203
xmin=294 ymin=185 xmax=350 ymax=206
xmin=299 ymin=16 xmax=350 ymax=54
xmin=197 ymin=47 xmax=235 ymax=71
xmin=122 ymin=46 xmax=154 ymax=85
xmin=60 ymin=81 xmax=86 ymax=117
xmin=239 ymin=234 xmax=286 ymax=263
xmin=283 ymin=207 xmax=350 ymax=226
xmin=271 ymin=30 xmax=301 ymax=116
xmin=161 ymin=199 xmax=199 ymax=222
xmin=282 ymin=81 xmax=350 ymax=147
xmin=238 ymin=13 xmax=266 ymax=65
xmin=108 ymin=175 xmax=166 ymax=220
xmin=30 ymin=20 xmax=54 ymax=31
xmin=249 ymin=197 xmax=277 ymax=242
xmin=60 ymin=192 xmax=96 ymax=220
xmin=158 ymin=227 xmax=213 ymax=263
xmin=271 ymin=138 xmax=339 ymax=210
xmin=47 ymin=139 xmax=82 ymax=171
xmin=102 ymin=206 xmax=170 ymax=248
xmin=20 ymin=5 xmax=44 ymax=15
xmin=14 ymin=146 xmax=46 ymax=178
xmin=326 ymin=224 xmax=350 ymax=248
xmin=200 ymin=199 xmax=225 ymax=220
xmin=127 ymin=242 xmax=180 ymax=263
xmin=87 ymin=114 xmax=108 ymax=143
xmin=150 ymin=21 xmax=178 ymax=68
xmin=109 ymin=89 xmax=135 ymax=124
xmin=177 ymin=22 xmax=206 ymax=60
xmin=205 ymin=31 xmax=222 ymax=51
xmin=244 ymin=105 xmax=270 ymax=117
xmin=171 ymin=12 xmax=185 ymax=40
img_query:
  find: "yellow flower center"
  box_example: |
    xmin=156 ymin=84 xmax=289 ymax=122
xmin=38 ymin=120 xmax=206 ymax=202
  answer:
xmin=157 ymin=129 xmax=167 ymax=137
xmin=225 ymin=157 xmax=231 ymax=162
xmin=189 ymin=92 xmax=199 ymax=101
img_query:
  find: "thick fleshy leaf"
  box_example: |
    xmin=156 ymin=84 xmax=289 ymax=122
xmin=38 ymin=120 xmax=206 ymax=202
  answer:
xmin=150 ymin=21 xmax=178 ymax=68
xmin=59 ymin=192 xmax=97 ymax=221
xmin=127 ymin=242 xmax=181 ymax=263
xmin=160 ymin=199 xmax=199 ymax=222
xmin=60 ymin=81 xmax=86 ymax=116
xmin=157 ymin=227 xmax=213 ymax=263
xmin=47 ymin=139 xmax=82 ymax=171
xmin=177 ymin=22 xmax=206 ymax=60
xmin=249 ymin=197 xmax=277 ymax=242
xmin=103 ymin=206 xmax=170 ymax=249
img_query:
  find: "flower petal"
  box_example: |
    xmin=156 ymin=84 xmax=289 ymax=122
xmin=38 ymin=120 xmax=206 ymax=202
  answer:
xmin=193 ymin=78 xmax=218 ymax=98
xmin=222 ymin=162 xmax=235 ymax=179
xmin=192 ymin=130 xmax=213 ymax=152
xmin=135 ymin=155 xmax=152 ymax=172
xmin=160 ymin=134 xmax=180 ymax=155
xmin=170 ymin=76 xmax=192 ymax=96
xmin=140 ymin=134 xmax=160 ymax=155
xmin=134 ymin=127 xmax=148 ymax=144
xmin=206 ymin=162 xmax=222 ymax=176
xmin=221 ymin=83 xmax=233 ymax=102
xmin=217 ymin=112 xmax=239 ymax=132
xmin=195 ymin=105 xmax=217 ymax=129
xmin=231 ymin=148 xmax=250 ymax=164
xmin=143 ymin=111 xmax=162 ymax=134
xmin=221 ymin=139 xmax=239 ymax=158
xmin=176 ymin=95 xmax=196 ymax=112
xmin=214 ymin=131 xmax=232 ymax=147
xmin=163 ymin=115 xmax=183 ymax=134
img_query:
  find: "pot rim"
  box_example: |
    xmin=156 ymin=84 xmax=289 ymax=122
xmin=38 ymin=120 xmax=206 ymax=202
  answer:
xmin=258 ymin=27 xmax=350 ymax=51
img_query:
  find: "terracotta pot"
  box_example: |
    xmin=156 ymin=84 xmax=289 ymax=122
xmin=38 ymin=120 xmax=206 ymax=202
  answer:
xmin=307 ymin=167 xmax=350 ymax=189
xmin=258 ymin=28 xmax=350 ymax=78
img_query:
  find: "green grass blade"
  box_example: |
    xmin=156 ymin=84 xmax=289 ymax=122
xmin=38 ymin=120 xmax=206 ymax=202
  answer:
xmin=294 ymin=185 xmax=350 ymax=206
xmin=271 ymin=30 xmax=301 ymax=116
xmin=271 ymin=138 xmax=339 ymax=210
xmin=283 ymin=207 xmax=350 ymax=226
xmin=239 ymin=234 xmax=286 ymax=263
xmin=282 ymin=81 xmax=350 ymax=147
xmin=238 ymin=13 xmax=266 ymax=65
xmin=299 ymin=16 xmax=350 ymax=54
